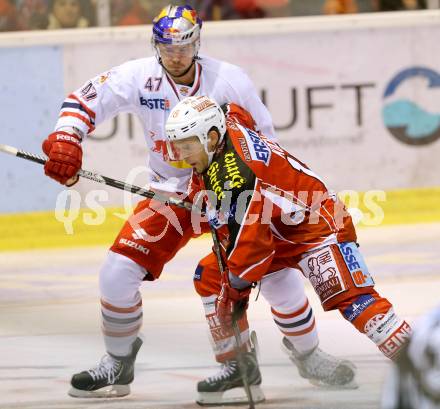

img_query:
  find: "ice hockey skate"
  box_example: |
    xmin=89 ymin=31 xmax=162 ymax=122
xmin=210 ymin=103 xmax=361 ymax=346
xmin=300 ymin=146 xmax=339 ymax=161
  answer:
xmin=68 ymin=337 xmax=143 ymax=398
xmin=196 ymin=350 xmax=265 ymax=406
xmin=282 ymin=337 xmax=358 ymax=389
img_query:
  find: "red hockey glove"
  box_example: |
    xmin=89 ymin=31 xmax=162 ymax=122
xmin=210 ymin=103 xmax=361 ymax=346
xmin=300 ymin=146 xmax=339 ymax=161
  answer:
xmin=42 ymin=130 xmax=82 ymax=186
xmin=216 ymin=282 xmax=251 ymax=327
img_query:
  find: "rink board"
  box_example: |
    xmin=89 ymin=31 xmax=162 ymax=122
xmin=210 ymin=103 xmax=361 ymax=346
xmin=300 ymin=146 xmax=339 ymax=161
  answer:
xmin=2 ymin=11 xmax=440 ymax=216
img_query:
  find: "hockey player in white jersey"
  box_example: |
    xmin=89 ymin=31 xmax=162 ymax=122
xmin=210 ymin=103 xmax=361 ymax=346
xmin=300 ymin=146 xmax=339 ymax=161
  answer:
xmin=381 ymin=304 xmax=440 ymax=409
xmin=41 ymin=4 xmax=356 ymax=403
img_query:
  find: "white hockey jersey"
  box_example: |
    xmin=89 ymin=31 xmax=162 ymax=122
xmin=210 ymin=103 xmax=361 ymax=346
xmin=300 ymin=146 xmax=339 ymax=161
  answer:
xmin=55 ymin=55 xmax=275 ymax=193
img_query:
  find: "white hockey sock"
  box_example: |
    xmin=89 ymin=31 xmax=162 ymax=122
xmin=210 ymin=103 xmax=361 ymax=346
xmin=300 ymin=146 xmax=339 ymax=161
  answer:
xmin=272 ymin=299 xmax=318 ymax=354
xmin=261 ymin=268 xmax=319 ymax=355
xmin=99 ymin=251 xmax=147 ymax=357
xmin=101 ymin=296 xmax=143 ymax=357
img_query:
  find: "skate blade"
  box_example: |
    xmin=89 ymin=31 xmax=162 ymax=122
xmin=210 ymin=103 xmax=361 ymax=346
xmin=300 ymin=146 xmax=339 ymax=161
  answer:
xmin=196 ymin=385 xmax=265 ymax=406
xmin=68 ymin=384 xmax=130 ymax=398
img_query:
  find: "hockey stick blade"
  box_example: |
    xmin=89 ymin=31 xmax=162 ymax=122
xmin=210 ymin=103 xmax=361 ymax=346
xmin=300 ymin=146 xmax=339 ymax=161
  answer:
xmin=0 ymin=144 xmax=198 ymax=213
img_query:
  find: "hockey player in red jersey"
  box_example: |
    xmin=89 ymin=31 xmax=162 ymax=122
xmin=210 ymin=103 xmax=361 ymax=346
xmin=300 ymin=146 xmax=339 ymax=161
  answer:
xmin=41 ymin=4 xmax=356 ymax=403
xmin=165 ymin=95 xmax=412 ymax=404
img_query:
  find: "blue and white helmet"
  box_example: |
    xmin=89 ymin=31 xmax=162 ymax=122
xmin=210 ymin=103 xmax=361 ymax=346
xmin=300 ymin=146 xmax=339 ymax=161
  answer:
xmin=152 ymin=5 xmax=202 ymax=57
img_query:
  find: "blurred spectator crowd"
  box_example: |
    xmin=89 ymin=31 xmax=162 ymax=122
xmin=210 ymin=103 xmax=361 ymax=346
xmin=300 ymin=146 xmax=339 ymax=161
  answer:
xmin=0 ymin=0 xmax=433 ymax=32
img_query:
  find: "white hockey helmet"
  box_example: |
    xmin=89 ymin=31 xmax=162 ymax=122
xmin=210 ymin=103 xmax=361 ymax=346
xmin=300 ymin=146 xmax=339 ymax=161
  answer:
xmin=165 ymin=96 xmax=226 ymax=161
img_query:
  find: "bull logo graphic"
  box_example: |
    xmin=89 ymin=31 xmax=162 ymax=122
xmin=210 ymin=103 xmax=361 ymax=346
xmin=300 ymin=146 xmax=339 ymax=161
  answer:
xmin=308 ymin=257 xmax=323 ymax=286
xmin=308 ymin=256 xmax=341 ymax=303
xmin=309 ymin=257 xmax=337 ymax=285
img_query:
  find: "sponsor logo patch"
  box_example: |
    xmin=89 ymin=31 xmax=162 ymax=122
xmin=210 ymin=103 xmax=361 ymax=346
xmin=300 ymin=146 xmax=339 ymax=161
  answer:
xmin=206 ymin=153 xmax=246 ymax=201
xmin=241 ymin=126 xmax=271 ymax=165
xmin=343 ymin=294 xmax=376 ymax=322
xmin=364 ymin=309 xmax=400 ymax=339
xmin=80 ymin=82 xmax=97 ymax=101
xmin=179 ymin=86 xmax=189 ymax=96
xmin=56 ymin=134 xmax=79 ymax=144
xmin=119 ymin=238 xmax=150 ymax=255
xmin=192 ymin=98 xmax=215 ymax=112
xmin=206 ymin=312 xmax=231 ymax=341
xmin=132 ymin=228 xmax=148 ymax=241
xmin=299 ymin=248 xmax=347 ymax=304
xmin=338 ymin=242 xmax=374 ymax=288
xmin=194 ymin=265 xmax=203 ymax=281
xmin=378 ymin=321 xmax=412 ymax=359
xmin=98 ymin=72 xmax=110 ymax=84
xmin=139 ymin=97 xmax=170 ymax=110
xmin=238 ymin=138 xmax=251 ymax=162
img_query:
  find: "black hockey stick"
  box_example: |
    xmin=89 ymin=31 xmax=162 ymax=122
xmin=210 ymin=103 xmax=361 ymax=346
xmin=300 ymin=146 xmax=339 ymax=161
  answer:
xmin=0 ymin=143 xmax=198 ymax=213
xmin=210 ymin=227 xmax=256 ymax=409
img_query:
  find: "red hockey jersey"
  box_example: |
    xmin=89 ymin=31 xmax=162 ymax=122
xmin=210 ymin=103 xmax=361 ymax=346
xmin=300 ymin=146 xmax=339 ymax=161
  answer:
xmin=189 ymin=104 xmax=357 ymax=282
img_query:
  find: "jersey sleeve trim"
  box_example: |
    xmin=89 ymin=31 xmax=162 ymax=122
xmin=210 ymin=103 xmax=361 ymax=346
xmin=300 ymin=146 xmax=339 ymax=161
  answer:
xmin=57 ymin=93 xmax=97 ymax=134
xmin=69 ymin=94 xmax=96 ymax=119
xmin=59 ymin=112 xmax=95 ymax=133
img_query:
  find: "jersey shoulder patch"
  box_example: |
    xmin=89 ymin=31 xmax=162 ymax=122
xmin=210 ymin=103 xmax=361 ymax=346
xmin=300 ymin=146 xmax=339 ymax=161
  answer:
xmin=235 ymin=123 xmax=271 ymax=166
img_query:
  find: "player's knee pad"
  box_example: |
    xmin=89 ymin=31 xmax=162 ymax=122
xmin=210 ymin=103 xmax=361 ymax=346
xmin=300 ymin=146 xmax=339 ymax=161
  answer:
xmin=297 ymin=242 xmax=376 ymax=311
xmin=99 ymin=251 xmax=147 ymax=306
xmin=193 ymin=252 xmax=222 ymax=297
